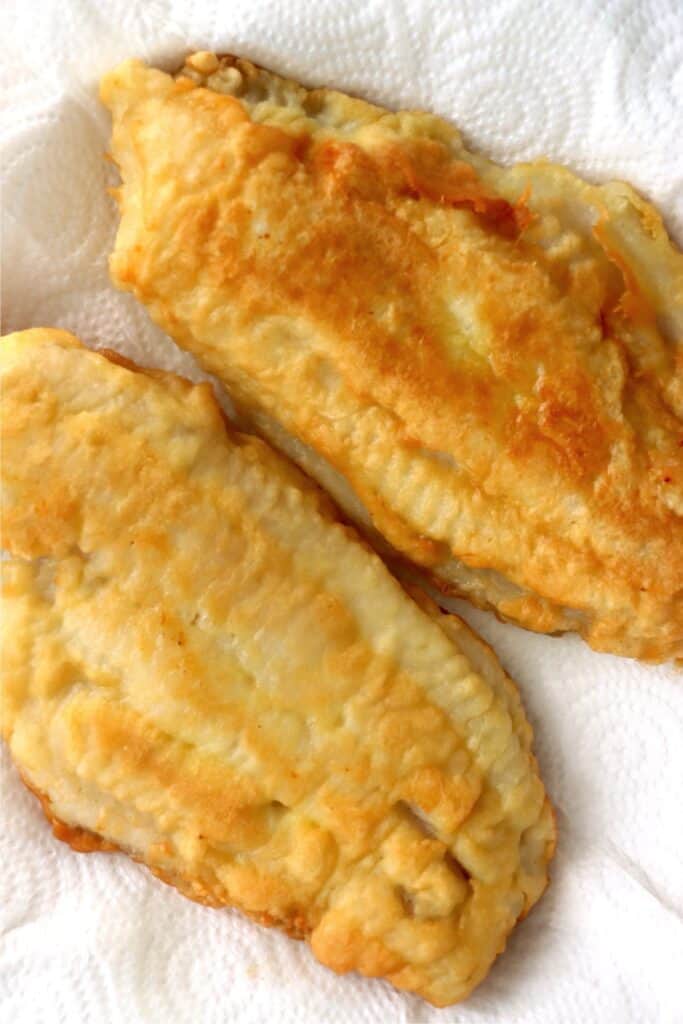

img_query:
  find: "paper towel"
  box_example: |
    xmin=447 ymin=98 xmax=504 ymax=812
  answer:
xmin=1 ymin=0 xmax=682 ymax=1021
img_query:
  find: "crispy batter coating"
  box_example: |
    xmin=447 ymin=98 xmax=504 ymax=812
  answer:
xmin=101 ymin=53 xmax=683 ymax=662
xmin=0 ymin=329 xmax=554 ymax=1006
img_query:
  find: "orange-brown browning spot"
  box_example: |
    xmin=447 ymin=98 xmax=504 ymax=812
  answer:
xmin=96 ymin=347 xmax=141 ymax=372
xmin=50 ymin=818 xmax=116 ymax=853
xmin=400 ymin=765 xmax=481 ymax=834
xmin=311 ymin=137 xmax=532 ymax=238
xmin=532 ymin=373 xmax=610 ymax=479
xmin=256 ymin=909 xmax=310 ymax=941
xmin=311 ymin=912 xmax=405 ymax=976
xmin=476 ymin=284 xmax=613 ymax=479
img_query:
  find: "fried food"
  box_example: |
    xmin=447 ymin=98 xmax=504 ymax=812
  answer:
xmin=0 ymin=328 xmax=554 ymax=1006
xmin=101 ymin=53 xmax=683 ymax=662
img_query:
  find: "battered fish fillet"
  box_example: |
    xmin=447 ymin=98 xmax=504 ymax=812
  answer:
xmin=1 ymin=328 xmax=554 ymax=1006
xmin=101 ymin=53 xmax=683 ymax=663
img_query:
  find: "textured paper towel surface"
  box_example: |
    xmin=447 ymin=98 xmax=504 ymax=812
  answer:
xmin=1 ymin=1 xmax=682 ymax=1021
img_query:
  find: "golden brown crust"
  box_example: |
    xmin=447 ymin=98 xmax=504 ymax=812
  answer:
xmin=101 ymin=54 xmax=683 ymax=662
xmin=1 ymin=328 xmax=554 ymax=1006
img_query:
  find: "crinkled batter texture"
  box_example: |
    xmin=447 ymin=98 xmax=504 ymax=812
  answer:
xmin=101 ymin=53 xmax=683 ymax=662
xmin=1 ymin=329 xmax=554 ymax=1006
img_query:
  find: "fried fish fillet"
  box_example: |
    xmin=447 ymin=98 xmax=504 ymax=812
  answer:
xmin=1 ymin=328 xmax=554 ymax=1006
xmin=101 ymin=53 xmax=683 ymax=663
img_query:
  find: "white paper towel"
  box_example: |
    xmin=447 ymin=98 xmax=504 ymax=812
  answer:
xmin=1 ymin=1 xmax=682 ymax=1021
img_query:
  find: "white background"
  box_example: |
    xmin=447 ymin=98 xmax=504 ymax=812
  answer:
xmin=1 ymin=1 xmax=682 ymax=1022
